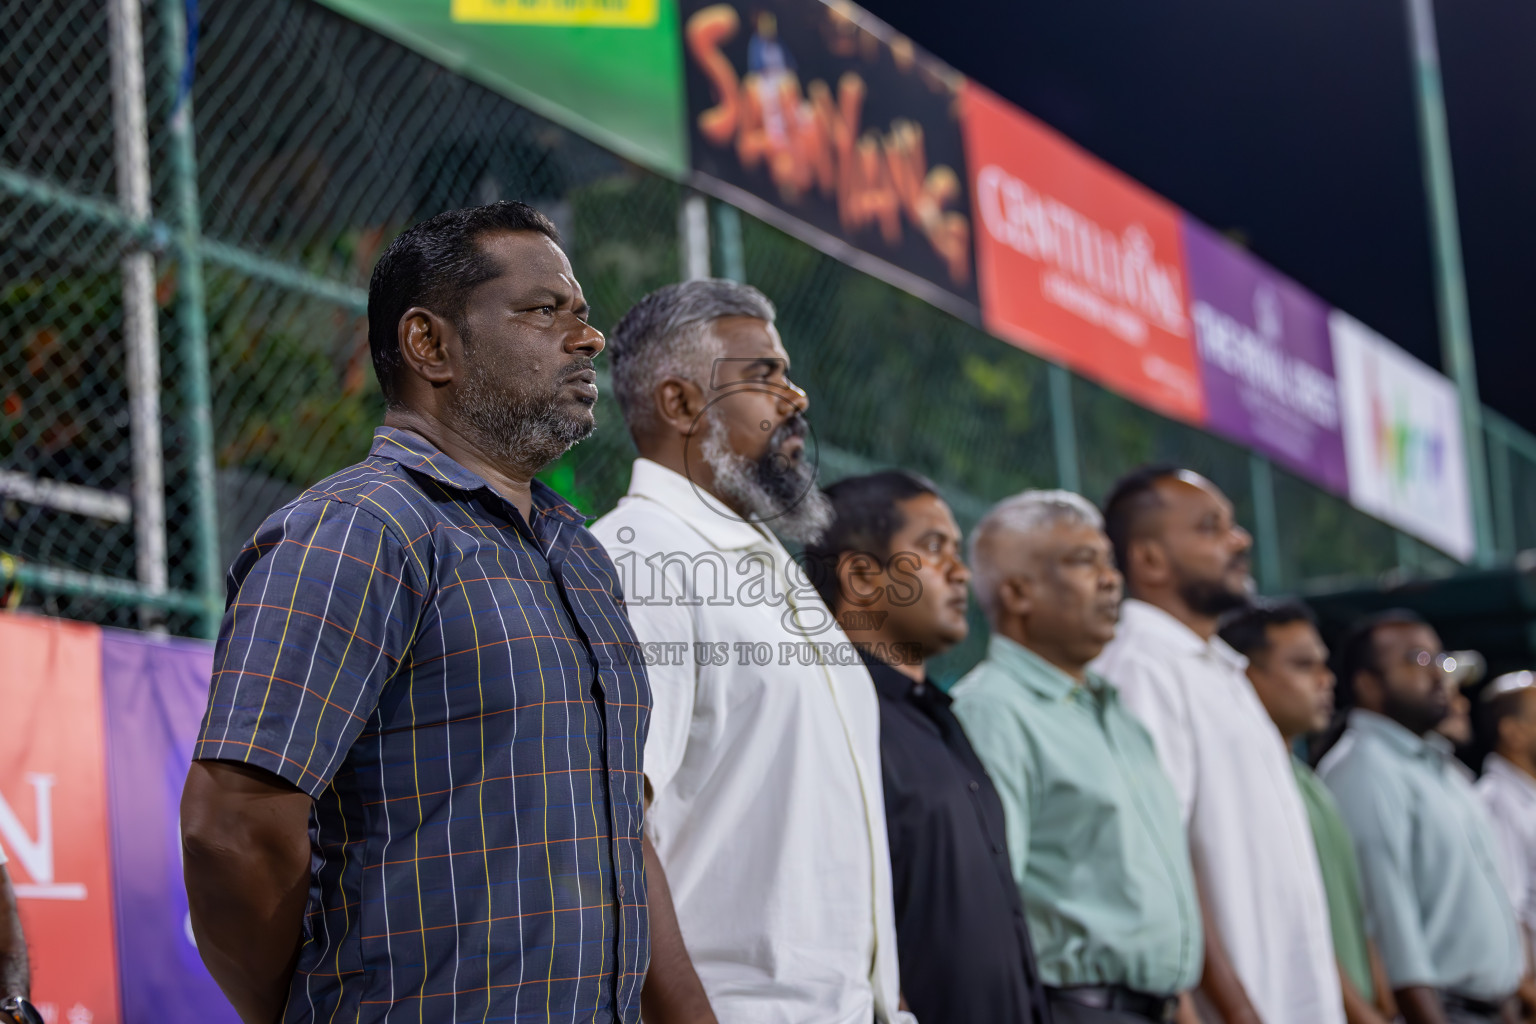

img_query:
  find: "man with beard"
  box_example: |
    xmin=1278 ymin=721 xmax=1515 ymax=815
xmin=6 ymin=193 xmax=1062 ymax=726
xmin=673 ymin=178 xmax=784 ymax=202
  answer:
xmin=951 ymin=491 xmax=1203 ymax=1024
xmin=1320 ymin=612 xmax=1523 ymax=1024
xmin=804 ymin=473 xmax=1051 ymax=1024
xmin=1092 ymin=466 xmax=1343 ymax=1024
xmin=180 ymin=203 xmax=654 ymax=1024
xmin=592 ymin=280 xmax=911 ymax=1024
xmin=1220 ymin=601 xmax=1396 ymax=1024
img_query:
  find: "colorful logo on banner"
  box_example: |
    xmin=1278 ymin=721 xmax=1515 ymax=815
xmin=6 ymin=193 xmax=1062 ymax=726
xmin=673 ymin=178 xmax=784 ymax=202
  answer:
xmin=311 ymin=0 xmax=688 ymax=176
xmin=962 ymin=84 xmax=1204 ymax=424
xmin=1182 ymin=217 xmax=1348 ymax=495
xmin=1329 ymin=311 xmax=1474 ymax=561
xmin=0 ymin=615 xmax=121 ymax=1024
xmin=681 ymin=0 xmax=976 ymax=308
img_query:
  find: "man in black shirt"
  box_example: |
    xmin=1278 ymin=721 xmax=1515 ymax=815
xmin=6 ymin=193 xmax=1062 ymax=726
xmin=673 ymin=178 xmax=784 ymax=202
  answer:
xmin=806 ymin=471 xmax=1051 ymax=1024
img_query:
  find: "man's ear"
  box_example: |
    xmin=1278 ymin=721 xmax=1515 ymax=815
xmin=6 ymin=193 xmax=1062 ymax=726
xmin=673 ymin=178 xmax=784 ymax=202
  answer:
xmin=997 ymin=575 xmax=1033 ymax=619
xmin=835 ymin=550 xmax=885 ymax=610
xmin=397 ymin=307 xmax=459 ymax=388
xmin=655 ymin=376 xmax=708 ymax=436
xmin=1128 ymin=536 xmax=1168 ymax=589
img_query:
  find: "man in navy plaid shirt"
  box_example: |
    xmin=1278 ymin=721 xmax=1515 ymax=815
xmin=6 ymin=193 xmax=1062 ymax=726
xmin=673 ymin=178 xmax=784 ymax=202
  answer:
xmin=181 ymin=202 xmax=674 ymax=1023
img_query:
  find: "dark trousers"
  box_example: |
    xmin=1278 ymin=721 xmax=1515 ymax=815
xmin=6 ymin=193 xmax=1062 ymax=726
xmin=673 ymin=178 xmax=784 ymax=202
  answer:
xmin=1047 ymin=997 xmax=1164 ymax=1024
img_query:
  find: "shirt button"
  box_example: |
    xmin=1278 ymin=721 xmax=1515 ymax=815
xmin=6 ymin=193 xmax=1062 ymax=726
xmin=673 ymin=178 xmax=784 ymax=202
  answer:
xmin=618 ymin=884 xmax=626 ymax=898
xmin=967 ymin=780 xmax=980 ymax=793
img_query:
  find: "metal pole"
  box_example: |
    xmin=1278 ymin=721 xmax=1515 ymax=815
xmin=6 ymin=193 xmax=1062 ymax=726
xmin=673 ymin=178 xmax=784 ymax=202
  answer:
xmin=162 ymin=0 xmax=223 ymax=638
xmin=1247 ymin=453 xmax=1282 ymax=594
xmin=109 ymin=0 xmax=169 ymax=629
xmin=1047 ymin=363 xmax=1080 ymax=494
xmin=1404 ymin=0 xmax=1495 ymax=565
xmin=679 ymin=192 xmax=711 ymax=281
xmin=713 ymin=202 xmax=745 ymax=282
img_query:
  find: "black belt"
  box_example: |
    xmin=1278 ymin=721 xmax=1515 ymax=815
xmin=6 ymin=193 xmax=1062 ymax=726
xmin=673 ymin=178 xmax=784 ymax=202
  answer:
xmin=1046 ymin=985 xmax=1179 ymax=1022
xmin=1442 ymin=990 xmax=1510 ymax=1018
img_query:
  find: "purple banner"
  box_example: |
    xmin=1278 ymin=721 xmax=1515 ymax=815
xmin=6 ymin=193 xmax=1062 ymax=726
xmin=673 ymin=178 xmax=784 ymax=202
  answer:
xmin=1182 ymin=217 xmax=1349 ymax=495
xmin=101 ymin=630 xmax=238 ymax=1024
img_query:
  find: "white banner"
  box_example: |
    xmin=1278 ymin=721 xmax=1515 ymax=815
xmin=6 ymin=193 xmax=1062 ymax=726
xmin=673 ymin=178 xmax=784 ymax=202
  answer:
xmin=1329 ymin=310 xmax=1474 ymax=561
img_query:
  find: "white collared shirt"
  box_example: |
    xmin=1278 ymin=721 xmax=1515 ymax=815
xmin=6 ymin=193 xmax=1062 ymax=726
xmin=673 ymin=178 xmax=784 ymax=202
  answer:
xmin=592 ymin=459 xmax=910 ymax=1024
xmin=1092 ymin=599 xmax=1344 ymax=1024
xmin=1478 ymin=753 xmax=1536 ymax=973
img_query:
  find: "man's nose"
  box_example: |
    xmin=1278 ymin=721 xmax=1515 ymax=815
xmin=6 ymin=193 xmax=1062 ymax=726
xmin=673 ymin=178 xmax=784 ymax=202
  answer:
xmin=780 ymin=377 xmax=809 ymax=416
xmin=1233 ymin=524 xmax=1253 ymax=551
xmin=569 ymin=320 xmax=604 ymax=356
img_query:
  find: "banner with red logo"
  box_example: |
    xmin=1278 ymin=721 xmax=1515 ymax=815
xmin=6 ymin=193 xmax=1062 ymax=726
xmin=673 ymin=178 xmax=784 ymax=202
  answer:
xmin=0 ymin=615 xmax=121 ymax=1024
xmin=962 ymin=83 xmax=1204 ymax=424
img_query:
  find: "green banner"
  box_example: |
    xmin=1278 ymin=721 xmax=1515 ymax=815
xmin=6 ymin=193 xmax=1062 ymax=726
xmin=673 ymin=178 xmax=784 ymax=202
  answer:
xmin=313 ymin=0 xmax=689 ymax=177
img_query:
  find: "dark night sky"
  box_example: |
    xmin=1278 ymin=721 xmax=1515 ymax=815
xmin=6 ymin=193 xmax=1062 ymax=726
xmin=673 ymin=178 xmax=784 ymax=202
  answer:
xmin=855 ymin=0 xmax=1536 ymax=433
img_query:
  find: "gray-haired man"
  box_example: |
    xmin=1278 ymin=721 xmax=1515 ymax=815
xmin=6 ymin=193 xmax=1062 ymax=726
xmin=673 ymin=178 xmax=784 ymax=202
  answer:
xmin=592 ymin=281 xmax=912 ymax=1024
xmin=951 ymin=491 xmax=1203 ymax=1024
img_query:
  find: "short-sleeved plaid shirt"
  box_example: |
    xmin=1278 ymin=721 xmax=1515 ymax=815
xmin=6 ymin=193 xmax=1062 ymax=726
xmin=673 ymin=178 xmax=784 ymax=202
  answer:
xmin=195 ymin=426 xmax=650 ymax=1023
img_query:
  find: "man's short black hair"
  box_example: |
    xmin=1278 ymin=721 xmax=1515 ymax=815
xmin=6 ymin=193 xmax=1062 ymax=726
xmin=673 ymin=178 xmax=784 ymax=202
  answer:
xmin=367 ymin=201 xmax=560 ymax=406
xmin=1335 ymin=608 xmax=1429 ymax=708
xmin=1218 ymin=598 xmax=1317 ymax=662
xmin=803 ymin=471 xmax=940 ymax=611
xmin=1102 ymin=463 xmax=1179 ymax=577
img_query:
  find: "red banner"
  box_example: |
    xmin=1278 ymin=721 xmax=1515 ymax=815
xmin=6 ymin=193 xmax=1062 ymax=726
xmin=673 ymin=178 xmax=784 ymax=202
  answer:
xmin=0 ymin=615 xmax=121 ymax=1024
xmin=962 ymin=83 xmax=1204 ymax=424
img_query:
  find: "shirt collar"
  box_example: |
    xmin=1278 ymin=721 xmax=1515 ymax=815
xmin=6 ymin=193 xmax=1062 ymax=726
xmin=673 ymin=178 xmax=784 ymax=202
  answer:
xmin=1483 ymin=753 xmax=1536 ymax=800
xmin=370 ymin=426 xmax=585 ymax=526
xmin=1347 ymin=708 xmax=1445 ymax=762
xmin=624 ymin=457 xmax=776 ymax=551
xmin=1119 ymin=598 xmax=1249 ymax=672
xmin=859 ymin=650 xmax=938 ymax=704
xmin=985 ymin=634 xmax=1110 ymax=704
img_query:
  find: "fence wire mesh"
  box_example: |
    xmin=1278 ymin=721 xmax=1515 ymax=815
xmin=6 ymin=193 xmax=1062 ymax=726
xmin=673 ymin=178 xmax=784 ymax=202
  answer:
xmin=6 ymin=0 xmax=1536 ymax=652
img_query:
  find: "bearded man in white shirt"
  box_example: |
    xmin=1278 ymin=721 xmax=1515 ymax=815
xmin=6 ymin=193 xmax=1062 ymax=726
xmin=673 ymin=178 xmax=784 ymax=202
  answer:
xmin=592 ymin=279 xmax=912 ymax=1024
xmin=1091 ymin=465 xmax=1343 ymax=1024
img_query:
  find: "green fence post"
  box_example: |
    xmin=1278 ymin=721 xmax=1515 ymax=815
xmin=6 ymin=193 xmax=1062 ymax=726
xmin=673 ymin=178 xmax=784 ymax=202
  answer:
xmin=162 ymin=0 xmax=223 ymax=638
xmin=1487 ymin=418 xmax=1516 ymax=559
xmin=1048 ymin=363 xmax=1081 ymax=495
xmin=1247 ymin=452 xmax=1282 ymax=594
xmin=714 ymin=203 xmax=745 ymax=283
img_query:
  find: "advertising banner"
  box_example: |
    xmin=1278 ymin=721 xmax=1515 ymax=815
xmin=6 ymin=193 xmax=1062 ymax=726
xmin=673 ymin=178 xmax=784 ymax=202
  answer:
xmin=962 ymin=84 xmax=1203 ymax=424
xmin=313 ymin=0 xmax=688 ymax=176
xmin=681 ymin=0 xmax=977 ymax=313
xmin=0 ymin=615 xmax=121 ymax=1023
xmin=1329 ymin=311 xmax=1474 ymax=561
xmin=1182 ymin=217 xmax=1348 ymax=495
xmin=101 ymin=632 xmax=235 ymax=1024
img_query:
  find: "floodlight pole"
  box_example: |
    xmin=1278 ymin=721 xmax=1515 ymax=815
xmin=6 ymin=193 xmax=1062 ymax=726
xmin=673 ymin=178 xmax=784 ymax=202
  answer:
xmin=1404 ymin=0 xmax=1495 ymax=565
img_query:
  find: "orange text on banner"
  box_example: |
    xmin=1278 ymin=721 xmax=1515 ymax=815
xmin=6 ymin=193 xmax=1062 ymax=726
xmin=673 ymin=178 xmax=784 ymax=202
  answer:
xmin=961 ymin=83 xmax=1205 ymax=424
xmin=0 ymin=613 xmax=121 ymax=1024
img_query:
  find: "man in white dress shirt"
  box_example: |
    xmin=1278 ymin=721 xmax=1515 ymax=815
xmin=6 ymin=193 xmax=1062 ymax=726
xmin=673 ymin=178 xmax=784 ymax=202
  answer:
xmin=1091 ymin=465 xmax=1343 ymax=1024
xmin=1477 ymin=671 xmax=1536 ymax=1019
xmin=592 ymin=280 xmax=911 ymax=1024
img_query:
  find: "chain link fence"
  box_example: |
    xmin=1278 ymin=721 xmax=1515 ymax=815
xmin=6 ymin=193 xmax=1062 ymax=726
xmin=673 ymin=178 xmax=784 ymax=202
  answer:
xmin=5 ymin=0 xmax=1536 ymax=674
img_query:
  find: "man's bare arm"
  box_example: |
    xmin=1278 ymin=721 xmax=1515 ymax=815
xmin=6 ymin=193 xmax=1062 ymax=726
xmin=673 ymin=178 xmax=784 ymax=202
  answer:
xmin=641 ymin=833 xmax=716 ymax=1024
xmin=1395 ymin=985 xmax=1447 ymax=1024
xmin=1338 ymin=961 xmax=1390 ymax=1024
xmin=0 ymin=866 xmax=27 ymax=1001
xmin=181 ymin=760 xmax=313 ymax=1024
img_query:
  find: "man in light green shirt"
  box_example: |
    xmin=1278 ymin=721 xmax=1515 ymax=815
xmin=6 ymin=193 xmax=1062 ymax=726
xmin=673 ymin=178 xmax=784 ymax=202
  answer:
xmin=953 ymin=490 xmax=1202 ymax=1024
xmin=1320 ymin=610 xmax=1524 ymax=1024
xmin=1219 ymin=599 xmax=1394 ymax=1024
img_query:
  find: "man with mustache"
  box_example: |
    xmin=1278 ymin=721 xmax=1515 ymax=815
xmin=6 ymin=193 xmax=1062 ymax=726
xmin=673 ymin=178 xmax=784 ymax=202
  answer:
xmin=951 ymin=490 xmax=1202 ymax=1024
xmin=1093 ymin=466 xmax=1343 ymax=1024
xmin=1219 ymin=601 xmax=1396 ymax=1024
xmin=804 ymin=472 xmax=1051 ymax=1024
xmin=1320 ymin=612 xmax=1523 ymax=1024
xmin=180 ymin=202 xmax=652 ymax=1023
xmin=592 ymin=280 xmax=911 ymax=1024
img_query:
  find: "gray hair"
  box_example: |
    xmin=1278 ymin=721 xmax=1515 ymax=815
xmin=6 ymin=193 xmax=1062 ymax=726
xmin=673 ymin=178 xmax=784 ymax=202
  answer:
xmin=969 ymin=489 xmax=1104 ymax=623
xmin=608 ymin=278 xmax=777 ymax=435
